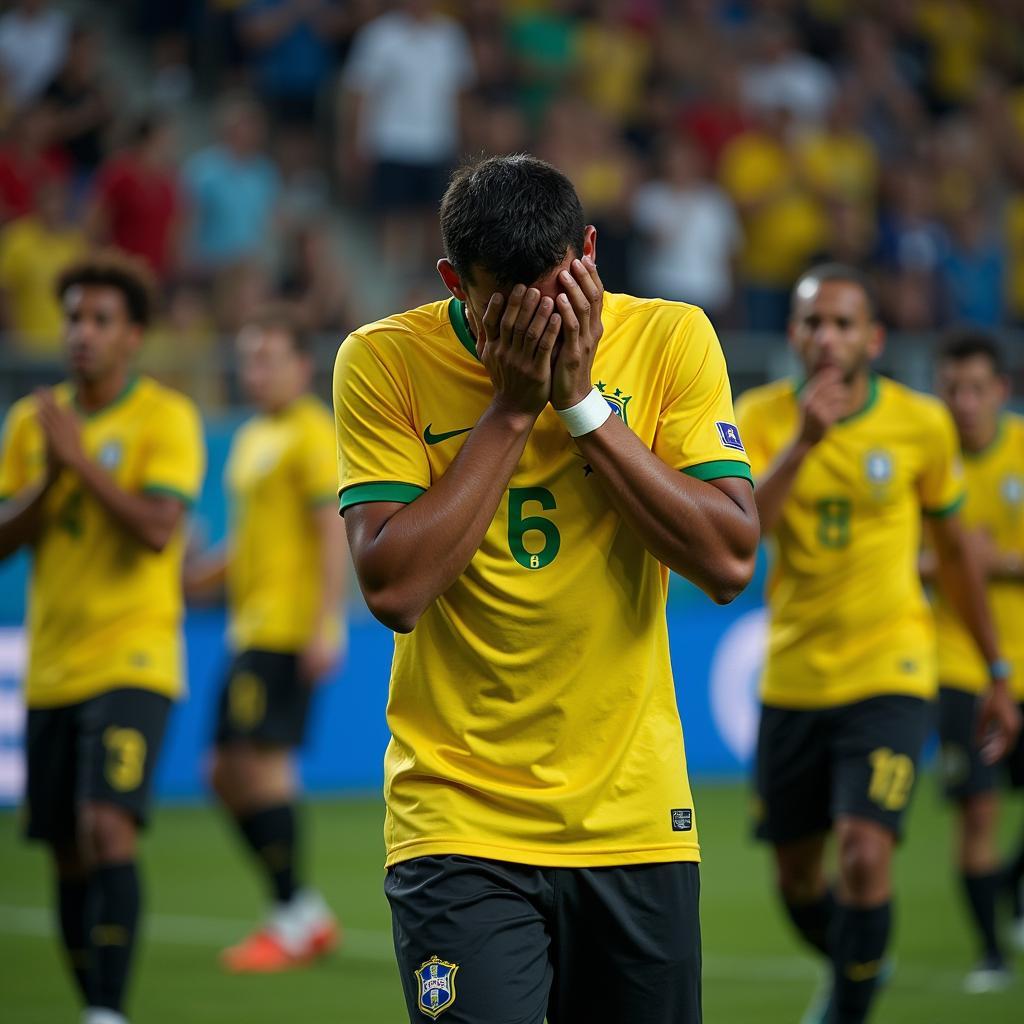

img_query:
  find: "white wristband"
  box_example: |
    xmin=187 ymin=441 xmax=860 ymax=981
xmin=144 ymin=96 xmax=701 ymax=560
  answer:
xmin=556 ymin=388 xmax=611 ymax=437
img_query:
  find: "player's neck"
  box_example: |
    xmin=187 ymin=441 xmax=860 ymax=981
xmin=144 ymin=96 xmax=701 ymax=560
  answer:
xmin=73 ymin=368 xmax=133 ymax=414
xmin=962 ymin=417 xmax=1001 ymax=456
xmin=841 ymin=371 xmax=872 ymax=419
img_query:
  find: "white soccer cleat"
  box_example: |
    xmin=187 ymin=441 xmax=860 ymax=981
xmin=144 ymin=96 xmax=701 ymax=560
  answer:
xmin=82 ymin=1009 xmax=129 ymax=1024
xmin=963 ymin=957 xmax=1012 ymax=994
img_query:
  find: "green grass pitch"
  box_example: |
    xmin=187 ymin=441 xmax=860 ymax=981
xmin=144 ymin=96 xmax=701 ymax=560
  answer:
xmin=1 ymin=782 xmax=1021 ymax=1022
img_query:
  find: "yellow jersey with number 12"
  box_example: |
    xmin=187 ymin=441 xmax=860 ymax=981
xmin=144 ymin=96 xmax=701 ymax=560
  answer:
xmin=934 ymin=413 xmax=1024 ymax=698
xmin=0 ymin=377 xmax=205 ymax=708
xmin=334 ymin=294 xmax=751 ymax=869
xmin=736 ymin=375 xmax=964 ymax=709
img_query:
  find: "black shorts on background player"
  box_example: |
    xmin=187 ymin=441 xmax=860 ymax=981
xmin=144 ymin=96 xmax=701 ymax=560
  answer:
xmin=755 ymin=695 xmax=930 ymax=843
xmin=937 ymin=686 xmax=1024 ymax=800
xmin=386 ymin=855 xmax=702 ymax=1024
xmin=214 ymin=648 xmax=313 ymax=747
xmin=25 ymin=687 xmax=171 ymax=844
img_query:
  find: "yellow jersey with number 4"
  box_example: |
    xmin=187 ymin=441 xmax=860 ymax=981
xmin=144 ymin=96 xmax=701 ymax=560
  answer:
xmin=334 ymin=294 xmax=751 ymax=868
xmin=736 ymin=375 xmax=963 ymax=709
xmin=934 ymin=414 xmax=1024 ymax=698
xmin=0 ymin=377 xmax=205 ymax=708
xmin=225 ymin=395 xmax=340 ymax=653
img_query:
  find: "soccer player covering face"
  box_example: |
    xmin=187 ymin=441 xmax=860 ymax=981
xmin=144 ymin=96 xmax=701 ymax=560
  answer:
xmin=928 ymin=332 xmax=1024 ymax=990
xmin=735 ymin=265 xmax=1021 ymax=1024
xmin=186 ymin=309 xmax=346 ymax=972
xmin=334 ymin=155 xmax=760 ymax=1024
xmin=0 ymin=253 xmax=205 ymax=1024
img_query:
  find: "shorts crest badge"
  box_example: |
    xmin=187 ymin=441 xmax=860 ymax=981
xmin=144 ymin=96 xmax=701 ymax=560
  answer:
xmin=415 ymin=955 xmax=459 ymax=1019
xmin=595 ymin=380 xmax=631 ymax=426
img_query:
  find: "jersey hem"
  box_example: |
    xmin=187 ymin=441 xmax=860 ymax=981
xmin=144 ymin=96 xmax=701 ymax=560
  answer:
xmin=759 ymin=679 xmax=935 ymax=709
xmin=681 ymin=460 xmax=753 ymax=483
xmin=384 ymin=838 xmax=702 ymax=869
xmin=923 ymin=493 xmax=965 ymax=518
xmin=340 ymin=480 xmax=427 ymax=511
xmin=25 ymin=675 xmax=182 ymax=709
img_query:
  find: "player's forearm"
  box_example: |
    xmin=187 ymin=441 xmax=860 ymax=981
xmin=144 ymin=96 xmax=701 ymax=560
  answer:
xmin=988 ymin=551 xmax=1024 ymax=582
xmin=183 ymin=547 xmax=227 ymax=602
xmin=0 ymin=476 xmax=54 ymax=559
xmin=349 ymin=403 xmax=537 ymax=633
xmin=72 ymin=458 xmax=182 ymax=553
xmin=313 ymin=506 xmax=347 ymax=634
xmin=575 ymin=414 xmax=759 ymax=603
xmin=752 ymin=439 xmax=812 ymax=535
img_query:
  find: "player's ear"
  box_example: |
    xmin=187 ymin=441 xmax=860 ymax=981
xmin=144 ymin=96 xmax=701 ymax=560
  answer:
xmin=582 ymin=224 xmax=597 ymax=263
xmin=867 ymin=323 xmax=885 ymax=361
xmin=437 ymin=259 xmax=467 ymax=301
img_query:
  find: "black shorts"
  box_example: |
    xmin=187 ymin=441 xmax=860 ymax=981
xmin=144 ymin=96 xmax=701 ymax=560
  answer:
xmin=386 ymin=854 xmax=701 ymax=1024
xmin=937 ymin=686 xmax=1024 ymax=800
xmin=214 ymin=649 xmax=313 ymax=748
xmin=754 ymin=695 xmax=930 ymax=844
xmin=371 ymin=159 xmax=451 ymax=213
xmin=25 ymin=687 xmax=171 ymax=845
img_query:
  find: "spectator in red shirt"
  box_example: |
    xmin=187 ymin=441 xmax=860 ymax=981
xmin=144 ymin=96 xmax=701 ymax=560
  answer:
xmin=0 ymin=98 xmax=69 ymax=222
xmin=86 ymin=113 xmax=182 ymax=280
xmin=678 ymin=62 xmax=752 ymax=171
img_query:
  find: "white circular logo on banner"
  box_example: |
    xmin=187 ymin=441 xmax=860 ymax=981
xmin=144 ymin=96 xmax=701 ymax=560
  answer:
xmin=708 ymin=609 xmax=767 ymax=763
xmin=0 ymin=627 xmax=26 ymax=805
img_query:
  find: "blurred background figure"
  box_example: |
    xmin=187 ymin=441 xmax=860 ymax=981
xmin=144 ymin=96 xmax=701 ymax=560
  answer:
xmin=0 ymin=0 xmax=68 ymax=109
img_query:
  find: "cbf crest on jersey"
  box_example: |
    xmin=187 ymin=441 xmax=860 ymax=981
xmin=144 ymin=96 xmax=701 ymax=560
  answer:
xmin=1002 ymin=474 xmax=1024 ymax=509
xmin=595 ymin=380 xmax=631 ymax=426
xmin=415 ymin=955 xmax=459 ymax=1019
xmin=98 ymin=439 xmax=122 ymax=470
xmin=864 ymin=449 xmax=894 ymax=486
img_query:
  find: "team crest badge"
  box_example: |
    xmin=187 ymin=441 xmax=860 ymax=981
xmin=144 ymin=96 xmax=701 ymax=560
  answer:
xmin=716 ymin=421 xmax=745 ymax=452
xmin=595 ymin=380 xmax=631 ymax=426
xmin=415 ymin=956 xmax=459 ymax=1019
xmin=864 ymin=449 xmax=893 ymax=485
xmin=98 ymin=439 xmax=122 ymax=469
xmin=1001 ymin=474 xmax=1023 ymax=507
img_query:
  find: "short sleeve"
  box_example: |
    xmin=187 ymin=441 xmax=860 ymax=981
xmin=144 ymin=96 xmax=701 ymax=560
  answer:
xmin=734 ymin=390 xmax=775 ymax=479
xmin=919 ymin=402 xmax=965 ymax=517
xmin=333 ymin=332 xmax=430 ymax=512
xmin=0 ymin=399 xmax=34 ymax=500
xmin=140 ymin=395 xmax=206 ymax=507
xmin=652 ymin=309 xmax=752 ymax=483
xmin=297 ymin=406 xmax=339 ymax=507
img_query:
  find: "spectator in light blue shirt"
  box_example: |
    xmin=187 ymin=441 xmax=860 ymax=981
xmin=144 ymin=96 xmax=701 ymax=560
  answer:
xmin=183 ymin=95 xmax=280 ymax=271
xmin=940 ymin=202 xmax=1006 ymax=328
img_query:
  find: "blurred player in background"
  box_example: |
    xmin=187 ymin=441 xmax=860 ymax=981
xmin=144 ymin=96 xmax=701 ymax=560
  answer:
xmin=928 ymin=331 xmax=1024 ymax=990
xmin=335 ymin=154 xmax=760 ymax=1024
xmin=186 ymin=307 xmax=345 ymax=972
xmin=735 ymin=265 xmax=1020 ymax=1024
xmin=0 ymin=252 xmax=205 ymax=1024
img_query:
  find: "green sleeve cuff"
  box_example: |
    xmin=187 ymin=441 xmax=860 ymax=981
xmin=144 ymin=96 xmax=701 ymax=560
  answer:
xmin=339 ymin=481 xmax=426 ymax=512
xmin=923 ymin=493 xmax=965 ymax=518
xmin=681 ymin=460 xmax=754 ymax=484
xmin=142 ymin=484 xmax=196 ymax=508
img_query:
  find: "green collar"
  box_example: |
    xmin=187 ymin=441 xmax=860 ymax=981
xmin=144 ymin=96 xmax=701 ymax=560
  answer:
xmin=963 ymin=414 xmax=1006 ymax=461
xmin=73 ymin=374 xmax=139 ymax=418
xmin=447 ymin=297 xmax=479 ymax=360
xmin=793 ymin=373 xmax=879 ymax=425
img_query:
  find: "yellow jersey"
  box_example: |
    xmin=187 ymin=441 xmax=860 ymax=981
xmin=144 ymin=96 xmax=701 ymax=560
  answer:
xmin=225 ymin=395 xmax=339 ymax=652
xmin=934 ymin=414 xmax=1024 ymax=698
xmin=334 ymin=294 xmax=751 ymax=869
xmin=0 ymin=377 xmax=205 ymax=708
xmin=736 ymin=375 xmax=964 ymax=709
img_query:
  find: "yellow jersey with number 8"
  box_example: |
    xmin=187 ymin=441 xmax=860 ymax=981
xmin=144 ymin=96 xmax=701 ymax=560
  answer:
xmin=334 ymin=294 xmax=751 ymax=868
xmin=0 ymin=377 xmax=205 ymax=708
xmin=934 ymin=414 xmax=1024 ymax=698
xmin=736 ymin=375 xmax=964 ymax=709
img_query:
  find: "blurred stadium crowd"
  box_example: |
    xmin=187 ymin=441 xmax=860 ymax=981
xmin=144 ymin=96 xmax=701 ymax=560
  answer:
xmin=0 ymin=0 xmax=1023 ymax=408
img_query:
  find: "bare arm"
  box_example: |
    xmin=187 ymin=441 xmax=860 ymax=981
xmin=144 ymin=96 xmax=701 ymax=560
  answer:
xmin=575 ymin=415 xmax=758 ymax=602
xmin=0 ymin=472 xmax=56 ymax=560
xmin=928 ymin=513 xmax=1022 ymax=762
xmin=344 ymin=287 xmax=562 ymax=633
xmin=183 ymin=543 xmax=227 ymax=602
xmin=299 ymin=502 xmax=349 ymax=680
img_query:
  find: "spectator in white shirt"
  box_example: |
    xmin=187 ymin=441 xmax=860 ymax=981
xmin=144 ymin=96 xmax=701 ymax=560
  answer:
xmin=631 ymin=136 xmax=742 ymax=314
xmin=0 ymin=0 xmax=68 ymax=107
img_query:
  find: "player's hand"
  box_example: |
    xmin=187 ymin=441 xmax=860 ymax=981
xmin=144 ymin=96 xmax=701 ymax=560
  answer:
xmin=35 ymin=389 xmax=85 ymax=474
xmin=976 ymin=682 xmax=1022 ymax=765
xmin=299 ymin=630 xmax=340 ymax=686
xmin=798 ymin=367 xmax=848 ymax=447
xmin=551 ymin=256 xmax=604 ymax=409
xmin=474 ymin=284 xmax=561 ymax=417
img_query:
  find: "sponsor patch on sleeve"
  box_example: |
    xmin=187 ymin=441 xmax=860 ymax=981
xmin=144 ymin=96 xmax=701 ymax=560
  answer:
xmin=716 ymin=421 xmax=745 ymax=452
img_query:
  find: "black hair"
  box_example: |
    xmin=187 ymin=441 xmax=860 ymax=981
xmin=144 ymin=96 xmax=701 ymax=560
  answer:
xmin=248 ymin=303 xmax=312 ymax=355
xmin=792 ymin=263 xmax=879 ymax=321
xmin=938 ymin=328 xmax=1007 ymax=375
xmin=56 ymin=249 xmax=156 ymax=327
xmin=440 ymin=154 xmax=586 ymax=287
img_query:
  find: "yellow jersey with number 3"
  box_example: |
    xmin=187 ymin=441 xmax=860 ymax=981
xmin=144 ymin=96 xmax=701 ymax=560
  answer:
xmin=934 ymin=414 xmax=1024 ymax=698
xmin=225 ymin=395 xmax=340 ymax=653
xmin=334 ymin=294 xmax=751 ymax=868
xmin=736 ymin=375 xmax=964 ymax=709
xmin=0 ymin=377 xmax=205 ymax=708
